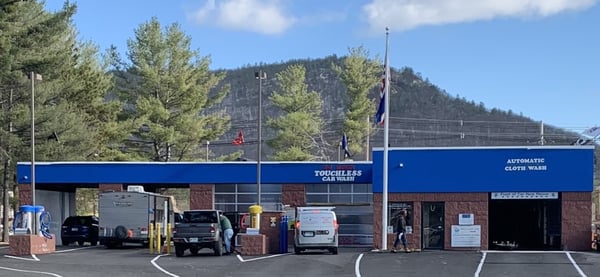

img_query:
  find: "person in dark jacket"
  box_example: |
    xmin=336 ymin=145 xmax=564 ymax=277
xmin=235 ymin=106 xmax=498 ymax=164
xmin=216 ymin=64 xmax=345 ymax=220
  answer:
xmin=391 ymin=209 xmax=411 ymax=253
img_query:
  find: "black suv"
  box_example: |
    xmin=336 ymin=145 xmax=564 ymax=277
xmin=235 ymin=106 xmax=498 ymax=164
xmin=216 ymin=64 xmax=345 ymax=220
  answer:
xmin=61 ymin=216 xmax=99 ymax=246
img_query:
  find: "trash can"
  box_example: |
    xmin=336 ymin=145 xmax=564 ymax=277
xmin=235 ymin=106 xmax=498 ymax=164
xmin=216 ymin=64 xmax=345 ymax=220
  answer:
xmin=279 ymin=215 xmax=288 ymax=253
xmin=248 ymin=205 xmax=263 ymax=229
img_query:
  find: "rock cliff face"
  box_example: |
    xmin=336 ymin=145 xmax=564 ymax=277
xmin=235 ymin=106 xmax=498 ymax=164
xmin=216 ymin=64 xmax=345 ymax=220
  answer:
xmin=204 ymin=56 xmax=580 ymax=162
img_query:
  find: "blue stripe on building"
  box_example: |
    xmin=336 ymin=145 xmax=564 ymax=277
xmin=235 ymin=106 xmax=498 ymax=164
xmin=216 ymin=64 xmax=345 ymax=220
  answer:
xmin=372 ymin=146 xmax=594 ymax=193
xmin=17 ymin=161 xmax=372 ymax=185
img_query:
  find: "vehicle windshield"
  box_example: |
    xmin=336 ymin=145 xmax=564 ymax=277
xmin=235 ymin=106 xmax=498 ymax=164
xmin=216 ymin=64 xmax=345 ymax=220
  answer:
xmin=183 ymin=211 xmax=218 ymax=223
xmin=63 ymin=216 xmax=93 ymax=226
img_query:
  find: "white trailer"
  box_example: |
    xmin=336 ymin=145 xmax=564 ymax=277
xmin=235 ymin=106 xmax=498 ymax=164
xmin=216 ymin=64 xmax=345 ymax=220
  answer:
xmin=98 ymin=187 xmax=174 ymax=248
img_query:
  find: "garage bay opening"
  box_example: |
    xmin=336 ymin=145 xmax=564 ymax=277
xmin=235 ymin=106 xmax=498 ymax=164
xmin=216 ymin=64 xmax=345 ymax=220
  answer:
xmin=489 ymin=192 xmax=561 ymax=250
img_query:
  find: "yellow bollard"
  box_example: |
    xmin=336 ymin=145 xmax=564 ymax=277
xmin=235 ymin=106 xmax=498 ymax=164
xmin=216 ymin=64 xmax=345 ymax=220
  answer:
xmin=156 ymin=223 xmax=162 ymax=255
xmin=165 ymin=223 xmax=171 ymax=254
xmin=149 ymin=223 xmax=154 ymax=254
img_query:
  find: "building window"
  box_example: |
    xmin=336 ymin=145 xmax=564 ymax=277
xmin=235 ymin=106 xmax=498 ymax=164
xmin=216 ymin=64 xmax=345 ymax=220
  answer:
xmin=389 ymin=202 xmax=414 ymax=234
xmin=306 ymin=183 xmax=372 ymax=204
xmin=215 ymin=183 xmax=282 ymax=212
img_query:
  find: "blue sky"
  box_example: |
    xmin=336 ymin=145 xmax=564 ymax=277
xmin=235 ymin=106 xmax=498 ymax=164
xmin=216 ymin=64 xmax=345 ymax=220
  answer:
xmin=44 ymin=0 xmax=600 ymax=135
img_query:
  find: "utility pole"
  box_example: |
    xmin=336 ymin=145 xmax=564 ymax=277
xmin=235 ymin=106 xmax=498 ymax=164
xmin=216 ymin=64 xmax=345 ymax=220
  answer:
xmin=1 ymin=89 xmax=13 ymax=242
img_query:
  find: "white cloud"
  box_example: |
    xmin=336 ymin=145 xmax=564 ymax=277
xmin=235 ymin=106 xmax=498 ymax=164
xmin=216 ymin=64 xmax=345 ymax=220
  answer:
xmin=190 ymin=0 xmax=296 ymax=35
xmin=362 ymin=0 xmax=597 ymax=33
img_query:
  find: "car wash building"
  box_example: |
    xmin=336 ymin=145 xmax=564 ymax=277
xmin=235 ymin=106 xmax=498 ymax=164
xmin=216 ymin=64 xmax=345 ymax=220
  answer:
xmin=15 ymin=145 xmax=595 ymax=251
xmin=372 ymin=146 xmax=595 ymax=251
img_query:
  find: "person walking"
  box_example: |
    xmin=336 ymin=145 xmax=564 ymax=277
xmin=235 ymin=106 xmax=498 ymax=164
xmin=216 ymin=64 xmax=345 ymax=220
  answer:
xmin=219 ymin=213 xmax=234 ymax=254
xmin=392 ymin=209 xmax=411 ymax=253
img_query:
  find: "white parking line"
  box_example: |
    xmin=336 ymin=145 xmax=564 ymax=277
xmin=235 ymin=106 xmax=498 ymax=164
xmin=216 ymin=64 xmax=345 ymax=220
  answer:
xmin=0 ymin=265 xmax=63 ymax=276
xmin=565 ymin=252 xmax=587 ymax=277
xmin=4 ymin=254 xmax=40 ymax=261
xmin=355 ymin=253 xmax=364 ymax=277
xmin=479 ymin=250 xmax=588 ymax=277
xmin=55 ymin=246 xmax=102 ymax=253
xmin=236 ymin=253 xmax=291 ymax=262
xmin=151 ymin=254 xmax=179 ymax=277
xmin=474 ymin=251 xmax=487 ymax=277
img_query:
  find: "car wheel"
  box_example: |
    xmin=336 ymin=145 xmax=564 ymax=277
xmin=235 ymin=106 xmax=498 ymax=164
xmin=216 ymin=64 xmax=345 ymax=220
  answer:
xmin=106 ymin=241 xmax=119 ymax=249
xmin=115 ymin=225 xmax=128 ymax=239
xmin=175 ymin=245 xmax=185 ymax=257
xmin=78 ymin=240 xmax=85 ymax=246
xmin=294 ymin=246 xmax=302 ymax=254
xmin=214 ymin=242 xmax=223 ymax=256
xmin=330 ymin=247 xmax=338 ymax=255
xmin=61 ymin=239 xmax=70 ymax=246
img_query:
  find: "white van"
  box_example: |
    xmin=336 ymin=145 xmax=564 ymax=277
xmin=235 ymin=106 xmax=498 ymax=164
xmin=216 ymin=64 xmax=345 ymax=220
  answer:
xmin=294 ymin=207 xmax=339 ymax=254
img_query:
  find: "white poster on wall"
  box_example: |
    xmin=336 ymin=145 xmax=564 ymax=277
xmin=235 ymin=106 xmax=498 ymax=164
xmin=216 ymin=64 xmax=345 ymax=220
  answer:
xmin=451 ymin=225 xmax=481 ymax=247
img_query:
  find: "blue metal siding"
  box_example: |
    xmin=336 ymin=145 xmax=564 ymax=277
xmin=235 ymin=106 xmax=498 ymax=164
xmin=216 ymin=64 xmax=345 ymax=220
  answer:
xmin=372 ymin=146 xmax=594 ymax=193
xmin=17 ymin=162 xmax=372 ymax=185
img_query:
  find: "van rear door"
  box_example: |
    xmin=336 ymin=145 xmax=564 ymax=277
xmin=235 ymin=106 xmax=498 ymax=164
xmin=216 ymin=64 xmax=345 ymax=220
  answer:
xmin=297 ymin=211 xmax=336 ymax=245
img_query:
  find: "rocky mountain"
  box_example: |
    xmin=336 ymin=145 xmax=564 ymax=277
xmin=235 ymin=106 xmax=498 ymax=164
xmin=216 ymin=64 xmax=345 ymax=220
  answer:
xmin=205 ymin=55 xmax=585 ymax=163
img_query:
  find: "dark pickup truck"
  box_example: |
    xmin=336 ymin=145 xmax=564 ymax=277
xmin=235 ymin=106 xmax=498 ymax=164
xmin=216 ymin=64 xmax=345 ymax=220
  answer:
xmin=172 ymin=210 xmax=224 ymax=257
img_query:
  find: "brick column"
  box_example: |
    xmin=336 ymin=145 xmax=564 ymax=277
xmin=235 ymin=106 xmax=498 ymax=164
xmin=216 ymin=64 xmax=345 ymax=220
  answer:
xmin=282 ymin=184 xmax=305 ymax=207
xmin=562 ymin=192 xmax=592 ymax=251
xmin=189 ymin=184 xmax=214 ymax=209
xmin=237 ymin=234 xmax=267 ymax=255
xmin=373 ymin=193 xmax=383 ymax=250
xmin=98 ymin=184 xmax=123 ymax=193
xmin=260 ymin=211 xmax=285 ymax=254
xmin=18 ymin=184 xmax=32 ymax=205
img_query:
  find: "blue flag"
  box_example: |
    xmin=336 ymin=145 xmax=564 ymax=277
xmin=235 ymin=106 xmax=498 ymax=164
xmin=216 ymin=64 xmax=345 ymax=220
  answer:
xmin=375 ymin=93 xmax=385 ymax=126
xmin=342 ymin=133 xmax=351 ymax=158
xmin=375 ymin=62 xmax=386 ymax=126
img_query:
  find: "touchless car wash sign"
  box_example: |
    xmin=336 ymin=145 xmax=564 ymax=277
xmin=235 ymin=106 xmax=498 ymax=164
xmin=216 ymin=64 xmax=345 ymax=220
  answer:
xmin=314 ymin=165 xmax=362 ymax=182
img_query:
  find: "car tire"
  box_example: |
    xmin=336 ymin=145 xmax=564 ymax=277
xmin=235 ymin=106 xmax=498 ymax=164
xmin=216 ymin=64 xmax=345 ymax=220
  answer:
xmin=294 ymin=246 xmax=302 ymax=254
xmin=115 ymin=225 xmax=128 ymax=239
xmin=175 ymin=245 xmax=185 ymax=257
xmin=214 ymin=242 xmax=223 ymax=256
xmin=330 ymin=247 xmax=338 ymax=255
xmin=106 ymin=240 xmax=119 ymax=249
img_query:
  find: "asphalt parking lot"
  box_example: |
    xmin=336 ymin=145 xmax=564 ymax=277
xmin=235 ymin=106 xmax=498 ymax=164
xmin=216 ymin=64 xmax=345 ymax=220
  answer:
xmin=0 ymin=245 xmax=600 ymax=277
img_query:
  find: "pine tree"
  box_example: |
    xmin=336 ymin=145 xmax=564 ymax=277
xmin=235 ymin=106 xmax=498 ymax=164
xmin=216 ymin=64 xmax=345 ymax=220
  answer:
xmin=332 ymin=46 xmax=381 ymax=160
xmin=0 ymin=0 xmax=121 ymax=241
xmin=120 ymin=17 xmax=230 ymax=161
xmin=267 ymin=64 xmax=324 ymax=161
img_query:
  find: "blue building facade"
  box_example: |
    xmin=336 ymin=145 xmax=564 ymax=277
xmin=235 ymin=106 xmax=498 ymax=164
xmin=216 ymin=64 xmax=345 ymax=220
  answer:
xmin=16 ymin=146 xmax=595 ymax=251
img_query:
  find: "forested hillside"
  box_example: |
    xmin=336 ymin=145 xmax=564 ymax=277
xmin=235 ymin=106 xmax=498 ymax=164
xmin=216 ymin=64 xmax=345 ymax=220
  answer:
xmin=205 ymin=56 xmax=582 ymax=162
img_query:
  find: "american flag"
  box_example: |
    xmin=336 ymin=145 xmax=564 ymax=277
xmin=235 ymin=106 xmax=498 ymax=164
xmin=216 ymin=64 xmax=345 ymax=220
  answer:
xmin=342 ymin=132 xmax=351 ymax=158
xmin=375 ymin=72 xmax=386 ymax=126
xmin=375 ymin=54 xmax=388 ymax=126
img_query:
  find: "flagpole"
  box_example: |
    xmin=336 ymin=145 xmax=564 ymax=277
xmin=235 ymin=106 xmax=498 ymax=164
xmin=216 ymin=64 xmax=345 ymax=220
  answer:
xmin=381 ymin=27 xmax=390 ymax=251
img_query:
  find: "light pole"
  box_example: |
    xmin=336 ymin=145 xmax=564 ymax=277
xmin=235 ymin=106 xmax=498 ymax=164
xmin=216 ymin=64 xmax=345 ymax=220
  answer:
xmin=29 ymin=72 xmax=42 ymax=210
xmin=206 ymin=141 xmax=210 ymax=161
xmin=255 ymin=70 xmax=266 ymax=206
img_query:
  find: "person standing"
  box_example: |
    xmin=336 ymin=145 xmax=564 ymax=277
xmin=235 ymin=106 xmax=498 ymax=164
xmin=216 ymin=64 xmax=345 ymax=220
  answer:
xmin=220 ymin=213 xmax=234 ymax=254
xmin=392 ymin=209 xmax=411 ymax=253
